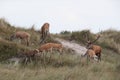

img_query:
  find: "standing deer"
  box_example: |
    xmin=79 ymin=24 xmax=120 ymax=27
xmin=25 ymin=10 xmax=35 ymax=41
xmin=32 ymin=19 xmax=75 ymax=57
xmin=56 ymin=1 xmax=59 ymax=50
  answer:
xmin=22 ymin=49 xmax=39 ymax=64
xmin=38 ymin=43 xmax=63 ymax=55
xmin=40 ymin=23 xmax=50 ymax=44
xmin=84 ymin=32 xmax=102 ymax=61
xmin=84 ymin=49 xmax=99 ymax=62
xmin=38 ymin=43 xmax=63 ymax=62
xmin=10 ymin=31 xmax=30 ymax=46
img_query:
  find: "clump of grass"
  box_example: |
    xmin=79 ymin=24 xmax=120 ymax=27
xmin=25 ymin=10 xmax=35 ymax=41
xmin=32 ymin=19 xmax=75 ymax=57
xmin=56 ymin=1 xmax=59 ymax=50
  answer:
xmin=116 ymin=64 xmax=120 ymax=73
xmin=0 ymin=39 xmax=30 ymax=61
xmin=0 ymin=39 xmax=17 ymax=61
xmin=71 ymin=30 xmax=95 ymax=44
xmin=99 ymin=29 xmax=120 ymax=54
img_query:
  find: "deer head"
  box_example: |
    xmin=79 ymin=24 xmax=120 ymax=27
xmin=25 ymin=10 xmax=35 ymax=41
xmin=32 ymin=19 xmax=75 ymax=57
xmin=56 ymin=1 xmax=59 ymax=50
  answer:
xmin=10 ymin=34 xmax=16 ymax=41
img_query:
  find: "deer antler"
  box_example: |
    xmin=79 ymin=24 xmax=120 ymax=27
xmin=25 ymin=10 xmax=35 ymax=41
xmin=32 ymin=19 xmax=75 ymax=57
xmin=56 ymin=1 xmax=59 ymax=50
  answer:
xmin=84 ymin=31 xmax=90 ymax=43
xmin=91 ymin=34 xmax=100 ymax=44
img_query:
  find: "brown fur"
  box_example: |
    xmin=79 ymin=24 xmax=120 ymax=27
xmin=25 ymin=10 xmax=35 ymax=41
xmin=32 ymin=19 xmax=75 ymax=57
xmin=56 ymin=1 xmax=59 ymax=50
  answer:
xmin=22 ymin=49 xmax=39 ymax=64
xmin=38 ymin=43 xmax=63 ymax=54
xmin=37 ymin=43 xmax=63 ymax=62
xmin=84 ymin=34 xmax=102 ymax=61
xmin=23 ymin=49 xmax=39 ymax=57
xmin=85 ymin=49 xmax=99 ymax=62
xmin=86 ymin=49 xmax=96 ymax=58
xmin=40 ymin=23 xmax=50 ymax=43
xmin=89 ymin=45 xmax=102 ymax=61
xmin=10 ymin=31 xmax=30 ymax=46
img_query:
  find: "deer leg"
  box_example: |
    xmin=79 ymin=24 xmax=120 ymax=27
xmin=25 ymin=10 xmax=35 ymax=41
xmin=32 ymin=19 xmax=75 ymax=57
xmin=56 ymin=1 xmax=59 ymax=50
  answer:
xmin=40 ymin=32 xmax=45 ymax=44
xmin=29 ymin=57 xmax=33 ymax=63
xmin=93 ymin=55 xmax=98 ymax=62
xmin=43 ymin=51 xmax=46 ymax=68
xmin=59 ymin=52 xmax=62 ymax=65
xmin=48 ymin=48 xmax=52 ymax=63
xmin=25 ymin=57 xmax=28 ymax=64
xmin=42 ymin=31 xmax=48 ymax=43
xmin=22 ymin=39 xmax=26 ymax=46
xmin=96 ymin=53 xmax=101 ymax=61
xmin=98 ymin=53 xmax=101 ymax=61
xmin=43 ymin=51 xmax=47 ymax=64
xmin=48 ymin=52 xmax=51 ymax=63
xmin=20 ymin=39 xmax=23 ymax=45
xmin=26 ymin=38 xmax=29 ymax=46
xmin=87 ymin=54 xmax=90 ymax=64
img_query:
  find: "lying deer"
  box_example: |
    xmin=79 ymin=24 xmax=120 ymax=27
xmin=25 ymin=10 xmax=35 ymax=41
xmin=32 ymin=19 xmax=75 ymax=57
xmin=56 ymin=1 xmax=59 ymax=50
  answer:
xmin=10 ymin=31 xmax=30 ymax=46
xmin=84 ymin=32 xmax=102 ymax=61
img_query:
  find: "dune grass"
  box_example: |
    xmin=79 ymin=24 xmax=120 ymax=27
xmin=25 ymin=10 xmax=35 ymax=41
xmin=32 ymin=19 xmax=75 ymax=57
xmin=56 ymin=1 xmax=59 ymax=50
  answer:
xmin=0 ymin=18 xmax=120 ymax=80
xmin=0 ymin=48 xmax=120 ymax=80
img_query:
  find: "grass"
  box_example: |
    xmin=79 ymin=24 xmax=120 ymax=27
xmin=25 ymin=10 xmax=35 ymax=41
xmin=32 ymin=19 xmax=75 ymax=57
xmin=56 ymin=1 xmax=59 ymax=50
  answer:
xmin=59 ymin=29 xmax=120 ymax=54
xmin=0 ymin=18 xmax=120 ymax=80
xmin=0 ymin=48 xmax=120 ymax=80
xmin=0 ymin=51 xmax=120 ymax=80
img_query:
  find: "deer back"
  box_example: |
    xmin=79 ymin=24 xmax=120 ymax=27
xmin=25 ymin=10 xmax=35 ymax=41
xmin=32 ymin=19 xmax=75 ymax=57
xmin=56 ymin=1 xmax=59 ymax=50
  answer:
xmin=41 ymin=23 xmax=49 ymax=33
xmin=16 ymin=31 xmax=30 ymax=39
xmin=91 ymin=45 xmax=102 ymax=54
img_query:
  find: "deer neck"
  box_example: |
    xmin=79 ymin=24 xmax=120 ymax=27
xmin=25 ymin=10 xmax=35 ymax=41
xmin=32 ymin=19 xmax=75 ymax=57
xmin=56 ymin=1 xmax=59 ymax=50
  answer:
xmin=87 ymin=44 xmax=93 ymax=49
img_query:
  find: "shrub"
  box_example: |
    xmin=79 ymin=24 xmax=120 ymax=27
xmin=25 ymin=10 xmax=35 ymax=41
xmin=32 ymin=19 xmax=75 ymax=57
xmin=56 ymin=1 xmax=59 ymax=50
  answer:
xmin=0 ymin=39 xmax=18 ymax=61
xmin=0 ymin=39 xmax=30 ymax=61
xmin=70 ymin=30 xmax=95 ymax=44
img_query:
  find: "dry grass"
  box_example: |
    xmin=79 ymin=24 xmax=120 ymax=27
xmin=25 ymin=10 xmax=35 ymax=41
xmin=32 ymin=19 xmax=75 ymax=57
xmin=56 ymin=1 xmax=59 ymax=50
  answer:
xmin=0 ymin=49 xmax=120 ymax=80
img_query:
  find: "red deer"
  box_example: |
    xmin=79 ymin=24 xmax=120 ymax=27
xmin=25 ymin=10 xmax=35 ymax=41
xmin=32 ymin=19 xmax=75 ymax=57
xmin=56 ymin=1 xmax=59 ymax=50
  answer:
xmin=38 ymin=43 xmax=63 ymax=61
xmin=22 ymin=49 xmax=39 ymax=64
xmin=10 ymin=31 xmax=30 ymax=46
xmin=84 ymin=32 xmax=102 ymax=61
xmin=38 ymin=43 xmax=63 ymax=54
xmin=85 ymin=49 xmax=98 ymax=61
xmin=40 ymin=23 xmax=50 ymax=44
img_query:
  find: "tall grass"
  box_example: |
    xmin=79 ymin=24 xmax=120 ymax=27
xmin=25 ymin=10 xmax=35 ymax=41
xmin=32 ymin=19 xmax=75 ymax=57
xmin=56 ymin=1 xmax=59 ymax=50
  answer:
xmin=0 ymin=48 xmax=120 ymax=80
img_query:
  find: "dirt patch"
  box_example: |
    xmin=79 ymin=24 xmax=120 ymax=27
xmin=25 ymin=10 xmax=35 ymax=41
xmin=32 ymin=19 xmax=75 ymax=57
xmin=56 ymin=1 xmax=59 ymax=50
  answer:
xmin=55 ymin=38 xmax=87 ymax=56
